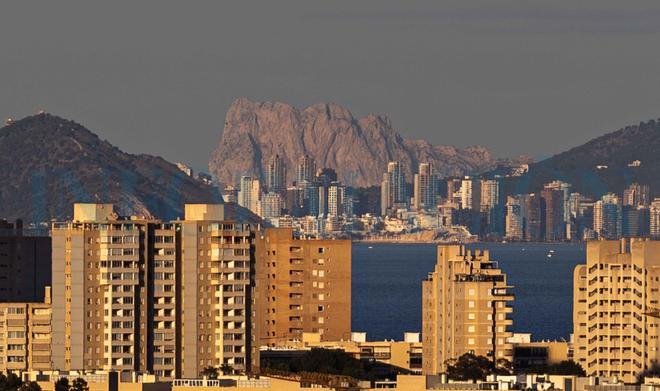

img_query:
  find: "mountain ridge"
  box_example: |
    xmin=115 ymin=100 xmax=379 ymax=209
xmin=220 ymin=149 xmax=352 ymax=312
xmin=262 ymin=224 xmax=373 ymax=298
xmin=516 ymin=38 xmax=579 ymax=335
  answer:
xmin=0 ymin=113 xmax=222 ymax=221
xmin=505 ymin=118 xmax=660 ymax=198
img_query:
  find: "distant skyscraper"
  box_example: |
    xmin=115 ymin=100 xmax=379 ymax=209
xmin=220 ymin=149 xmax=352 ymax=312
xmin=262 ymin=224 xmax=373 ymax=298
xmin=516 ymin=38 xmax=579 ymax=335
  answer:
xmin=506 ymin=194 xmax=545 ymax=241
xmin=544 ymin=181 xmax=571 ymax=223
xmin=381 ymin=161 xmax=407 ymax=214
xmin=266 ymin=154 xmax=286 ymax=193
xmin=413 ymin=163 xmax=436 ymax=211
xmin=261 ymin=192 xmax=284 ymax=219
xmin=239 ymin=176 xmax=261 ymax=216
xmin=651 ymin=199 xmax=660 ymax=238
xmin=446 ymin=178 xmax=462 ymax=205
xmin=480 ymin=179 xmax=500 ymax=212
xmin=540 ymin=188 xmax=565 ymax=241
xmin=380 ymin=173 xmax=391 ymax=216
xmin=594 ymin=193 xmax=622 ymax=239
xmin=222 ymin=185 xmax=239 ymax=203
xmin=523 ymin=194 xmax=543 ymax=242
xmin=296 ymin=155 xmax=316 ymax=184
xmin=460 ymin=176 xmax=481 ymax=211
xmin=505 ymin=195 xmax=524 ymax=240
xmin=298 ymin=181 xmax=319 ymax=217
xmin=623 ymin=182 xmax=650 ymax=208
xmin=327 ymin=182 xmax=344 ymax=216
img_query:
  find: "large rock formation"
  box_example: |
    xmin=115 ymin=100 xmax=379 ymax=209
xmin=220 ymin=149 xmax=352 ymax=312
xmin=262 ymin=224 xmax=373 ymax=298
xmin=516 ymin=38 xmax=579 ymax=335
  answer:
xmin=209 ymin=98 xmax=529 ymax=187
xmin=0 ymin=113 xmax=222 ymax=221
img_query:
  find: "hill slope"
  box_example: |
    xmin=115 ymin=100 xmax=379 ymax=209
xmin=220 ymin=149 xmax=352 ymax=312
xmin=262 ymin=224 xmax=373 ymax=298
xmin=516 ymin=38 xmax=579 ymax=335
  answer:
xmin=0 ymin=113 xmax=222 ymax=221
xmin=506 ymin=118 xmax=660 ymax=198
xmin=209 ymin=98 xmax=530 ymax=187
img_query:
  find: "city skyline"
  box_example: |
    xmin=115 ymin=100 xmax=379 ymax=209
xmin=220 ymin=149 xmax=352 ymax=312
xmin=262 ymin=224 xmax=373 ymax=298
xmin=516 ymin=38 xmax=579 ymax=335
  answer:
xmin=2 ymin=2 xmax=660 ymax=389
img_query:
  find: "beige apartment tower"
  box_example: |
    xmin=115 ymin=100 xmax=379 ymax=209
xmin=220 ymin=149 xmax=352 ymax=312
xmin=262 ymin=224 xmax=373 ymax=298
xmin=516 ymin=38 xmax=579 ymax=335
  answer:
xmin=179 ymin=204 xmax=256 ymax=376
xmin=255 ymin=228 xmax=351 ymax=347
xmin=422 ymin=245 xmax=514 ymax=375
xmin=573 ymin=239 xmax=660 ymax=383
xmin=0 ymin=288 xmax=52 ymax=373
xmin=51 ymin=203 xmax=257 ymax=380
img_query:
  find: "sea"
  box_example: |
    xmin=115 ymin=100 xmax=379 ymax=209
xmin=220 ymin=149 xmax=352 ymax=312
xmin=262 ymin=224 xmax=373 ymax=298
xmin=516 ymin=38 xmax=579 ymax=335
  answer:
xmin=351 ymin=242 xmax=585 ymax=342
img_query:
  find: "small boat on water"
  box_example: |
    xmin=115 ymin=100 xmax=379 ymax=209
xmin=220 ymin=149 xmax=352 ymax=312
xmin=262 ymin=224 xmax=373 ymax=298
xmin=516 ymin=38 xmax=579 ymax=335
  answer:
xmin=368 ymin=246 xmax=373 ymax=249
xmin=547 ymin=253 xmax=553 ymax=258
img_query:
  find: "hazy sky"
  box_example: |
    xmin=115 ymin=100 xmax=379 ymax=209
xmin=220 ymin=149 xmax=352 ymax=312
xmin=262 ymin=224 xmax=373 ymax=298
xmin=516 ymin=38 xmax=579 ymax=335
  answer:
xmin=1 ymin=1 xmax=659 ymax=172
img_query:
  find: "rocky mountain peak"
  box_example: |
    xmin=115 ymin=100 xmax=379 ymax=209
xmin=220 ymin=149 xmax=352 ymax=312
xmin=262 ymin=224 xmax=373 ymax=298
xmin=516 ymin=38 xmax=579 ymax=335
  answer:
xmin=209 ymin=98 xmax=524 ymax=187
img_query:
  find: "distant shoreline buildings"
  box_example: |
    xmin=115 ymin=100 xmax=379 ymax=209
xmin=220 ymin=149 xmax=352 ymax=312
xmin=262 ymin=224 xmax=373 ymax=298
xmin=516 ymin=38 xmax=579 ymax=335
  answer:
xmin=221 ymin=156 xmax=657 ymax=244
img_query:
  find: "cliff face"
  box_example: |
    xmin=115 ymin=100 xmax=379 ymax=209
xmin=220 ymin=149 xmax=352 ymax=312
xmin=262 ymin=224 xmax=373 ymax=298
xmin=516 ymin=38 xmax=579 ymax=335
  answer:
xmin=0 ymin=113 xmax=221 ymax=221
xmin=209 ymin=98 xmax=527 ymax=187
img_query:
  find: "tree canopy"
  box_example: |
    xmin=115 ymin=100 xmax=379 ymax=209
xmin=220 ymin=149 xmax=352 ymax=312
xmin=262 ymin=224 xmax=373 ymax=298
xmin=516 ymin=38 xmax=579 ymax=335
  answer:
xmin=445 ymin=353 xmax=513 ymax=381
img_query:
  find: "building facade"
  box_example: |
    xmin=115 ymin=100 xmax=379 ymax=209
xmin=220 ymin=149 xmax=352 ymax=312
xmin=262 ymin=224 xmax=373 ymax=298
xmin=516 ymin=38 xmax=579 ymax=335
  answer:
xmin=51 ymin=203 xmax=257 ymax=380
xmin=0 ymin=289 xmax=52 ymax=373
xmin=413 ymin=163 xmax=436 ymax=211
xmin=573 ymin=240 xmax=660 ymax=383
xmin=266 ymin=155 xmax=287 ymax=194
xmin=422 ymin=245 xmax=514 ymax=375
xmin=254 ymin=228 xmax=351 ymax=347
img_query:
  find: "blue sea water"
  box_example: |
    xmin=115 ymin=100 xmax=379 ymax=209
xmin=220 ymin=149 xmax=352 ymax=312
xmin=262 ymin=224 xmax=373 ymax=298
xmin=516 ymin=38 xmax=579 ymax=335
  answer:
xmin=351 ymin=242 xmax=585 ymax=342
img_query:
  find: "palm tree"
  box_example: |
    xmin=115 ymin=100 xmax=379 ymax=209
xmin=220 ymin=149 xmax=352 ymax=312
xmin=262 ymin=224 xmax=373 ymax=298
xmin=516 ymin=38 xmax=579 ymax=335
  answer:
xmin=200 ymin=366 xmax=219 ymax=380
xmin=220 ymin=364 xmax=233 ymax=375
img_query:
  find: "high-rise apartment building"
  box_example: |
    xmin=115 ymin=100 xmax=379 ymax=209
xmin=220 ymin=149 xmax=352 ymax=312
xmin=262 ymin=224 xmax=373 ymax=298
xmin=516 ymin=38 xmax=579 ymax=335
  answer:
xmin=266 ymin=154 xmax=287 ymax=194
xmin=380 ymin=173 xmax=391 ymax=216
xmin=178 ymin=204 xmax=256 ymax=376
xmin=650 ymin=199 xmax=660 ymax=238
xmin=413 ymin=163 xmax=436 ymax=211
xmin=544 ymin=181 xmax=571 ymax=223
xmin=0 ymin=288 xmax=52 ymax=373
xmin=239 ymin=176 xmax=261 ymax=216
xmin=623 ymin=183 xmax=650 ymax=208
xmin=540 ymin=188 xmax=565 ymax=241
xmin=594 ymin=194 xmax=622 ymax=240
xmin=222 ymin=186 xmax=239 ymax=204
xmin=460 ymin=177 xmax=481 ymax=211
xmin=422 ymin=245 xmax=514 ymax=375
xmin=446 ymin=178 xmax=463 ymax=205
xmin=254 ymin=228 xmax=351 ymax=347
xmin=573 ymin=240 xmax=660 ymax=383
xmin=51 ymin=203 xmax=257 ymax=380
xmin=381 ymin=162 xmax=407 ymax=214
xmin=480 ymin=179 xmax=500 ymax=214
xmin=296 ymin=155 xmax=316 ymax=184
xmin=261 ymin=192 xmax=284 ymax=219
xmin=327 ymin=182 xmax=344 ymax=216
xmin=524 ymin=194 xmax=543 ymax=242
xmin=505 ymin=195 xmax=524 ymax=240
xmin=0 ymin=220 xmax=51 ymax=303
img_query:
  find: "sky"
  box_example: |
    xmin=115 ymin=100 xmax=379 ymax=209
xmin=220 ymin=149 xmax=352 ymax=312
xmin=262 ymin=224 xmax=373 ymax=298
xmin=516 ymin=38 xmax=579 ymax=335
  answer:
xmin=1 ymin=1 xmax=660 ymax=172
